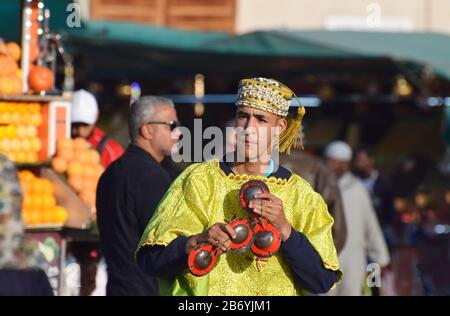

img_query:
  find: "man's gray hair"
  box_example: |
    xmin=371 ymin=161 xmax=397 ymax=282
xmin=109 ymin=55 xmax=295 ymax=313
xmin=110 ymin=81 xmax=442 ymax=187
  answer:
xmin=128 ymin=96 xmax=174 ymax=142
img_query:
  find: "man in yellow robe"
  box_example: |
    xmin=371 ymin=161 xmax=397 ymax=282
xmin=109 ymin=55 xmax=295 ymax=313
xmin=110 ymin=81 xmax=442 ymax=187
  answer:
xmin=137 ymin=77 xmax=342 ymax=296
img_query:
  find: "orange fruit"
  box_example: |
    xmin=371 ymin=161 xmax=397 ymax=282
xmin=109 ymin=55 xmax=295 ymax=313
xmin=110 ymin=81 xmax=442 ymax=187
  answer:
xmin=3 ymin=113 xmax=13 ymax=124
xmin=31 ymin=178 xmax=49 ymax=195
xmin=25 ymin=151 xmax=38 ymax=163
xmin=6 ymin=42 xmax=21 ymax=62
xmin=29 ymin=103 xmax=41 ymax=114
xmin=88 ymin=150 xmax=101 ymax=165
xmin=27 ymin=209 xmax=42 ymax=225
xmin=15 ymin=104 xmax=25 ymax=113
xmin=37 ymin=211 xmax=47 ymax=225
xmin=78 ymin=150 xmax=90 ymax=164
xmin=19 ymin=170 xmax=35 ymax=181
xmin=73 ymin=137 xmax=88 ymax=150
xmin=28 ymin=65 xmax=53 ymax=92
xmin=15 ymin=125 xmax=27 ymax=138
xmin=23 ymin=210 xmax=37 ymax=225
xmin=56 ymin=138 xmax=73 ymax=151
xmin=26 ymin=125 xmax=37 ymax=138
xmin=23 ymin=195 xmax=33 ymax=209
xmin=0 ymin=113 xmax=12 ymax=124
xmin=94 ymin=165 xmax=105 ymax=178
xmin=68 ymin=175 xmax=83 ymax=192
xmin=22 ymin=210 xmax=32 ymax=225
xmin=51 ymin=156 xmax=67 ymax=173
xmin=41 ymin=180 xmax=54 ymax=195
xmin=52 ymin=206 xmax=68 ymax=224
xmin=5 ymin=125 xmax=16 ymax=138
xmin=15 ymin=151 xmax=26 ymax=162
xmin=42 ymin=194 xmax=56 ymax=209
xmin=57 ymin=148 xmax=74 ymax=162
xmin=30 ymin=137 xmax=41 ymax=152
xmin=21 ymin=112 xmax=33 ymax=125
xmin=7 ymin=152 xmax=17 ymax=162
xmin=21 ymin=138 xmax=31 ymax=151
xmin=10 ymin=112 xmax=21 ymax=125
xmin=1 ymin=138 xmax=11 ymax=151
xmin=80 ymin=190 xmax=96 ymax=206
xmin=30 ymin=194 xmax=44 ymax=209
xmin=67 ymin=161 xmax=83 ymax=176
xmin=20 ymin=181 xmax=32 ymax=194
xmin=82 ymin=165 xmax=95 ymax=178
xmin=10 ymin=138 xmax=20 ymax=152
xmin=84 ymin=179 xmax=98 ymax=193
xmin=42 ymin=209 xmax=55 ymax=224
xmin=30 ymin=113 xmax=42 ymax=126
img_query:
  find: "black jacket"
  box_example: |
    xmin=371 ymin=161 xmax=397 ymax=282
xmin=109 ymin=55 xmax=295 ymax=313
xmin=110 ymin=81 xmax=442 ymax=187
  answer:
xmin=96 ymin=144 xmax=172 ymax=296
xmin=0 ymin=269 xmax=53 ymax=296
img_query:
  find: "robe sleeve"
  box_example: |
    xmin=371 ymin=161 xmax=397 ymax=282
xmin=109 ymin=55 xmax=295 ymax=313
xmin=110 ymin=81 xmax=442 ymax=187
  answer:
xmin=297 ymin=188 xmax=343 ymax=284
xmin=137 ymin=164 xmax=210 ymax=250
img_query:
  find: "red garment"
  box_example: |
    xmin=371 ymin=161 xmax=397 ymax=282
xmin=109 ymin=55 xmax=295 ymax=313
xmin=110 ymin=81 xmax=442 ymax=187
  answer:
xmin=88 ymin=127 xmax=124 ymax=168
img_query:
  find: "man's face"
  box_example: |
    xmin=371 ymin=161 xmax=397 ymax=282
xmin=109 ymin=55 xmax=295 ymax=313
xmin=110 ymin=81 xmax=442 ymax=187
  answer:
xmin=354 ymin=151 xmax=374 ymax=176
xmin=235 ymin=106 xmax=285 ymax=162
xmin=326 ymin=158 xmax=350 ymax=178
xmin=71 ymin=123 xmax=95 ymax=139
xmin=147 ymin=105 xmax=180 ymax=157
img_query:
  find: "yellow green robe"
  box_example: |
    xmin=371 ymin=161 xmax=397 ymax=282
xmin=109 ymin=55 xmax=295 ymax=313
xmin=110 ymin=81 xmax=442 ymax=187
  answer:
xmin=137 ymin=159 xmax=342 ymax=296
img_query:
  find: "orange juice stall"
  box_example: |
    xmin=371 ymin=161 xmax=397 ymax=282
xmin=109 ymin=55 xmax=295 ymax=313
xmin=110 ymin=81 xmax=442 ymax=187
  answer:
xmin=0 ymin=0 xmax=99 ymax=295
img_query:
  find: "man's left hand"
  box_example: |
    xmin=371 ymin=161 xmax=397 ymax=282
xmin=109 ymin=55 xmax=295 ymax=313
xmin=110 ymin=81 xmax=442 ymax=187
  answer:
xmin=249 ymin=193 xmax=292 ymax=241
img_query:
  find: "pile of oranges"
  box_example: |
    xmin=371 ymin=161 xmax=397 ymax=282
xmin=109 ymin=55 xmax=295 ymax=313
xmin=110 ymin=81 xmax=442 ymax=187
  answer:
xmin=51 ymin=137 xmax=104 ymax=208
xmin=19 ymin=170 xmax=68 ymax=226
xmin=0 ymin=102 xmax=43 ymax=163
xmin=0 ymin=41 xmax=22 ymax=95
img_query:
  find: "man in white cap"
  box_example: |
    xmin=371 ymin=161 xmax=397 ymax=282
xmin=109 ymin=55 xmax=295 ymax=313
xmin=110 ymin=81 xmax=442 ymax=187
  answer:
xmin=71 ymin=89 xmax=124 ymax=168
xmin=324 ymin=140 xmax=390 ymax=296
xmin=70 ymin=90 xmax=124 ymax=296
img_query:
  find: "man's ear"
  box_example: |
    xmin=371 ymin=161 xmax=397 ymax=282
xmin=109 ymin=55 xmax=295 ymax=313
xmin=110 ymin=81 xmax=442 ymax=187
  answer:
xmin=278 ymin=117 xmax=288 ymax=134
xmin=140 ymin=124 xmax=153 ymax=140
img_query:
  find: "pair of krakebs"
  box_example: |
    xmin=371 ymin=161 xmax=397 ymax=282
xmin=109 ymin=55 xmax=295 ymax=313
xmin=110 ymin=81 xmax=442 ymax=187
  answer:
xmin=188 ymin=180 xmax=281 ymax=276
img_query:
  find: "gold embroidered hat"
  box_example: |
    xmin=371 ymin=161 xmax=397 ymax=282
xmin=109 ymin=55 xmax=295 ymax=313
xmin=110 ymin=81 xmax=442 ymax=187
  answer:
xmin=235 ymin=77 xmax=306 ymax=155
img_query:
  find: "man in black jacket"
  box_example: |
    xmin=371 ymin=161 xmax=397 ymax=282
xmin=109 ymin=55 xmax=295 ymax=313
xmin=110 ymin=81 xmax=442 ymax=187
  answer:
xmin=96 ymin=96 xmax=180 ymax=296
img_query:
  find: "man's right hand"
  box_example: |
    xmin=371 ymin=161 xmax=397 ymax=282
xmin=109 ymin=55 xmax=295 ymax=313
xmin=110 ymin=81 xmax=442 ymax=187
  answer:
xmin=185 ymin=223 xmax=237 ymax=254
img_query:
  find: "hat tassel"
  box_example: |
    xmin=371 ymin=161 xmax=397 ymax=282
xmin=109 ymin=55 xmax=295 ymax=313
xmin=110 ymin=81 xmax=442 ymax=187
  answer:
xmin=279 ymin=104 xmax=305 ymax=155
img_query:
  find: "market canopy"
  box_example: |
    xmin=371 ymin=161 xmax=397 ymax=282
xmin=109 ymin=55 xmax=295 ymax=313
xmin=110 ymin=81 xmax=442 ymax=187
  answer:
xmin=1 ymin=0 xmax=449 ymax=81
xmin=62 ymin=21 xmax=392 ymax=79
xmin=284 ymin=30 xmax=450 ymax=81
xmin=65 ymin=21 xmax=450 ymax=81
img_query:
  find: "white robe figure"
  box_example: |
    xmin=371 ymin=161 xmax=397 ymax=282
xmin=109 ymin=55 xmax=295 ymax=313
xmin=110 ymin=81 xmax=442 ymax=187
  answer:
xmin=329 ymin=172 xmax=390 ymax=296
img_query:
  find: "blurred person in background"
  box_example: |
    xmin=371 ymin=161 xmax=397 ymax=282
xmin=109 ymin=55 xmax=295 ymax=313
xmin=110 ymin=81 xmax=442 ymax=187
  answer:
xmin=354 ymin=146 xmax=396 ymax=250
xmin=70 ymin=89 xmax=125 ymax=296
xmin=354 ymin=146 xmax=397 ymax=295
xmin=71 ymin=89 xmax=124 ymax=168
xmin=281 ymin=128 xmax=347 ymax=253
xmin=325 ymin=141 xmax=390 ymax=296
xmin=96 ymin=96 xmax=180 ymax=296
xmin=0 ymin=153 xmax=53 ymax=296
